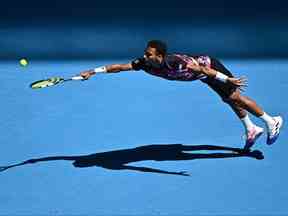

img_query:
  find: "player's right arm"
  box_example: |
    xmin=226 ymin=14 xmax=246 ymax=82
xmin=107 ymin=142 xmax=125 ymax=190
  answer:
xmin=80 ymin=58 xmax=145 ymax=80
xmin=187 ymin=63 xmax=247 ymax=90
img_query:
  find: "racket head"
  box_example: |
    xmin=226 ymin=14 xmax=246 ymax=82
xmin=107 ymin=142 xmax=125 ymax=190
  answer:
xmin=30 ymin=77 xmax=64 ymax=89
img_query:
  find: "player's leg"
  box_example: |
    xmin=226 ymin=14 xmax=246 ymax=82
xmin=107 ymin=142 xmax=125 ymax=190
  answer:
xmin=228 ymin=89 xmax=283 ymax=145
xmin=202 ymin=58 xmax=264 ymax=149
xmin=206 ymin=57 xmax=283 ymax=146
xmin=224 ymin=91 xmax=264 ymax=150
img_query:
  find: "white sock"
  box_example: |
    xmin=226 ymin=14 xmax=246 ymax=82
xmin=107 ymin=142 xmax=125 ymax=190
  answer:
xmin=259 ymin=112 xmax=274 ymax=129
xmin=241 ymin=114 xmax=255 ymax=132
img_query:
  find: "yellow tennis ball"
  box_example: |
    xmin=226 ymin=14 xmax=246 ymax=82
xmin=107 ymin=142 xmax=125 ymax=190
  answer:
xmin=20 ymin=58 xmax=28 ymax=67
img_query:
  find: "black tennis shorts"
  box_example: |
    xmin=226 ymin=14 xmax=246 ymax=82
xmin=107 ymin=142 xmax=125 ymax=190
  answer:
xmin=200 ymin=58 xmax=237 ymax=100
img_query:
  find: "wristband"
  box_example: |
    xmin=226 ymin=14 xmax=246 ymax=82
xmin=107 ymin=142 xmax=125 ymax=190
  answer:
xmin=94 ymin=66 xmax=107 ymax=73
xmin=215 ymin=72 xmax=228 ymax=83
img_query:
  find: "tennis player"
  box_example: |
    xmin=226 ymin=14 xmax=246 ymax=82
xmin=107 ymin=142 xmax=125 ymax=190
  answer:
xmin=80 ymin=40 xmax=283 ymax=150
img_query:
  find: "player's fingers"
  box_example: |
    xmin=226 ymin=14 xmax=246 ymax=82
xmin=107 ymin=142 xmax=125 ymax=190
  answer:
xmin=239 ymin=82 xmax=248 ymax=87
xmin=239 ymin=76 xmax=247 ymax=81
xmin=81 ymin=74 xmax=90 ymax=80
xmin=80 ymin=72 xmax=90 ymax=79
xmin=239 ymin=77 xmax=248 ymax=83
xmin=236 ymin=76 xmax=247 ymax=81
xmin=238 ymin=85 xmax=247 ymax=92
xmin=237 ymin=78 xmax=248 ymax=87
xmin=239 ymin=86 xmax=246 ymax=92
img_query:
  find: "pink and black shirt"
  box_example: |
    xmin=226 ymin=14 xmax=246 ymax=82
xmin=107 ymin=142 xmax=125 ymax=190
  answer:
xmin=131 ymin=54 xmax=212 ymax=81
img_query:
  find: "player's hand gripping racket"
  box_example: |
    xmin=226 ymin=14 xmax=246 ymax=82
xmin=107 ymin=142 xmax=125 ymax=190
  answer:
xmin=30 ymin=75 xmax=85 ymax=89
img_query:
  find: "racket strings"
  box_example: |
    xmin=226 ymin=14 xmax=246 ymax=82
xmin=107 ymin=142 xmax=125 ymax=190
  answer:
xmin=30 ymin=77 xmax=64 ymax=89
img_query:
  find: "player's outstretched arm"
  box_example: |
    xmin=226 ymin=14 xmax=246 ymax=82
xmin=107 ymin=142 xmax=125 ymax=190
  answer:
xmin=80 ymin=63 xmax=133 ymax=80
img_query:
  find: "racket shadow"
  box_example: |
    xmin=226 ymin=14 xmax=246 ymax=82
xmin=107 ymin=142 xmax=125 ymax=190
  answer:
xmin=0 ymin=144 xmax=264 ymax=176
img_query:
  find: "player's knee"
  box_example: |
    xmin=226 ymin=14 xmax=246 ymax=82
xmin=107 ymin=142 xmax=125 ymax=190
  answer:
xmin=223 ymin=93 xmax=241 ymax=104
xmin=229 ymin=92 xmax=242 ymax=102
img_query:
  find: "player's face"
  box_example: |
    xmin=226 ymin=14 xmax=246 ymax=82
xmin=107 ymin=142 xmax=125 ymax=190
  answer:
xmin=144 ymin=47 xmax=163 ymax=64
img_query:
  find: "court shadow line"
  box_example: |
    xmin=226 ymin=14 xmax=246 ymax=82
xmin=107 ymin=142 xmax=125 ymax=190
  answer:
xmin=0 ymin=144 xmax=263 ymax=176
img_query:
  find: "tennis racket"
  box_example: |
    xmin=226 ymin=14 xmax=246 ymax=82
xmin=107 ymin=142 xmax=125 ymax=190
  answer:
xmin=30 ymin=75 xmax=85 ymax=89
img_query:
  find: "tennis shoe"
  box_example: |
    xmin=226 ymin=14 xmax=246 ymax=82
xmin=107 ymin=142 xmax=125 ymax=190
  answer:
xmin=267 ymin=116 xmax=283 ymax=145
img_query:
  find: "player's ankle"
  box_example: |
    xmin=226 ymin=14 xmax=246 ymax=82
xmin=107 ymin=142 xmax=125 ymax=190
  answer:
xmin=241 ymin=115 xmax=256 ymax=131
xmin=259 ymin=112 xmax=275 ymax=128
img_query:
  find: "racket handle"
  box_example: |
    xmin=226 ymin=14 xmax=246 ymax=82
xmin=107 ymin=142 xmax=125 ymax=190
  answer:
xmin=71 ymin=76 xmax=85 ymax=81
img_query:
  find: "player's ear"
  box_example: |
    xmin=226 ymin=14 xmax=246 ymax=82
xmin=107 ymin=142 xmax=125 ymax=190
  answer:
xmin=157 ymin=53 xmax=164 ymax=60
xmin=156 ymin=52 xmax=163 ymax=58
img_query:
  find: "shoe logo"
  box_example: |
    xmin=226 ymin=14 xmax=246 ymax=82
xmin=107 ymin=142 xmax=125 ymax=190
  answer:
xmin=270 ymin=120 xmax=281 ymax=138
xmin=275 ymin=121 xmax=280 ymax=134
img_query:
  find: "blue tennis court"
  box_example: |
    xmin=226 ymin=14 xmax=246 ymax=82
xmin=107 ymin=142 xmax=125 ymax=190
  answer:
xmin=0 ymin=58 xmax=287 ymax=215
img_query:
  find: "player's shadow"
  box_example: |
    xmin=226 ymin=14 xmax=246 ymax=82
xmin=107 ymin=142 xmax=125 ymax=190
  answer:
xmin=0 ymin=144 xmax=263 ymax=176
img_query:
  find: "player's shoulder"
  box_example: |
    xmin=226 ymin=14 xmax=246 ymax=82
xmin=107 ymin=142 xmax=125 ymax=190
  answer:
xmin=165 ymin=53 xmax=197 ymax=64
xmin=131 ymin=57 xmax=144 ymax=65
xmin=165 ymin=53 xmax=185 ymax=62
xmin=131 ymin=57 xmax=146 ymax=71
xmin=166 ymin=53 xmax=200 ymax=60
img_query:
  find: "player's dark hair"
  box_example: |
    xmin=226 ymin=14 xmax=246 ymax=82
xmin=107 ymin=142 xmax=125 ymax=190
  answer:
xmin=147 ymin=40 xmax=167 ymax=56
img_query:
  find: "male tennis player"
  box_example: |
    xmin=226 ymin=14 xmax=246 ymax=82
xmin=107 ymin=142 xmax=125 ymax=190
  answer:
xmin=80 ymin=40 xmax=283 ymax=150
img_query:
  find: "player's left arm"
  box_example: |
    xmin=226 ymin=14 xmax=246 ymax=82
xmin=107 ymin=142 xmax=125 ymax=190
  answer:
xmin=187 ymin=63 xmax=247 ymax=89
